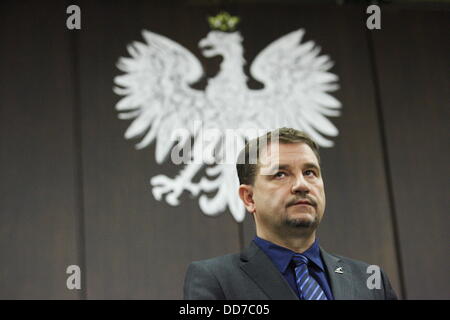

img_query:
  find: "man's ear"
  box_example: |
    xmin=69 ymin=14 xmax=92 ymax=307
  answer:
xmin=238 ymin=184 xmax=256 ymax=213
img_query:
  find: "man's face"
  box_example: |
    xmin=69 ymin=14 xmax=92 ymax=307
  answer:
xmin=248 ymin=142 xmax=326 ymax=235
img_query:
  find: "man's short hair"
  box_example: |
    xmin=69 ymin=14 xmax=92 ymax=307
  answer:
xmin=236 ymin=127 xmax=320 ymax=186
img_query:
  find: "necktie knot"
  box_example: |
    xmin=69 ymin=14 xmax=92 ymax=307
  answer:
xmin=292 ymin=253 xmax=327 ymax=300
xmin=292 ymin=254 xmax=309 ymax=267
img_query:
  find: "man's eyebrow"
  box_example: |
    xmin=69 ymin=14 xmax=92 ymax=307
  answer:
xmin=267 ymin=164 xmax=291 ymax=172
xmin=266 ymin=163 xmax=321 ymax=172
xmin=304 ymin=162 xmax=321 ymax=172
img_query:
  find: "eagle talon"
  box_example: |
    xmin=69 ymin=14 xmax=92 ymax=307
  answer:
xmin=151 ymin=175 xmax=180 ymax=203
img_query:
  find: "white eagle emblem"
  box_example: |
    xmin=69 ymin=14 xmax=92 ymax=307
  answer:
xmin=113 ymin=27 xmax=341 ymax=223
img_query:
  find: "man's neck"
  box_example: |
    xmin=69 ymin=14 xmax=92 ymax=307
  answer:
xmin=256 ymin=229 xmax=316 ymax=253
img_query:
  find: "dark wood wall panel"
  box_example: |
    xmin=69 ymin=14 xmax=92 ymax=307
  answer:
xmin=77 ymin=1 xmax=240 ymax=299
xmin=239 ymin=5 xmax=402 ymax=297
xmin=372 ymin=8 xmax=450 ymax=299
xmin=0 ymin=1 xmax=81 ymax=299
xmin=1 ymin=1 xmax=447 ymax=300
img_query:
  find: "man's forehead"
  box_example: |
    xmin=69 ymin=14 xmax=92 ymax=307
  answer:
xmin=261 ymin=142 xmax=319 ymax=164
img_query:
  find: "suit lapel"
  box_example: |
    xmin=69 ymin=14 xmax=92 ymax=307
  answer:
xmin=320 ymin=247 xmax=355 ymax=299
xmin=239 ymin=242 xmax=298 ymax=300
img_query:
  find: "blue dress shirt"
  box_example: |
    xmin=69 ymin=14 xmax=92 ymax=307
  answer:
xmin=253 ymin=236 xmax=334 ymax=300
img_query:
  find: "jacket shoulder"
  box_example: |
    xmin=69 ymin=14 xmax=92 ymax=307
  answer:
xmin=323 ymin=250 xmax=398 ymax=300
xmin=191 ymin=252 xmax=241 ymax=269
xmin=329 ymin=252 xmax=373 ymax=269
xmin=183 ymin=252 xmax=242 ymax=300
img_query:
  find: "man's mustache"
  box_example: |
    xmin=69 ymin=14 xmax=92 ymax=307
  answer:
xmin=287 ymin=196 xmax=317 ymax=207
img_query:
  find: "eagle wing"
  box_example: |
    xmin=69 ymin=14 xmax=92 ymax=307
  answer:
xmin=114 ymin=30 xmax=206 ymax=163
xmin=248 ymin=29 xmax=341 ymax=147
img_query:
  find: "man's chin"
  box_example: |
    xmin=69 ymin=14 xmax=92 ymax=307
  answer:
xmin=284 ymin=216 xmax=318 ymax=229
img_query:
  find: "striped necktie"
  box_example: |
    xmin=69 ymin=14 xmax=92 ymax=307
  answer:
xmin=292 ymin=254 xmax=327 ymax=300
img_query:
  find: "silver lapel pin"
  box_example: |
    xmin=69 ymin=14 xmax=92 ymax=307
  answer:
xmin=334 ymin=266 xmax=344 ymax=274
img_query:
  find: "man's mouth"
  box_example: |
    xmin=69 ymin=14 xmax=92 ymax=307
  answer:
xmin=295 ymin=201 xmax=312 ymax=206
xmin=291 ymin=199 xmax=316 ymax=207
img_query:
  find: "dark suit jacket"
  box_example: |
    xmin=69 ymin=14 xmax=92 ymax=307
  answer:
xmin=184 ymin=241 xmax=398 ymax=300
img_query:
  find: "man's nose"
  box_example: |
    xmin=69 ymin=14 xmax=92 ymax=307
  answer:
xmin=291 ymin=174 xmax=310 ymax=194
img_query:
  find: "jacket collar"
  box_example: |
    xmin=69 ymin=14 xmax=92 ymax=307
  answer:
xmin=239 ymin=242 xmax=355 ymax=300
xmin=253 ymin=236 xmax=325 ymax=274
xmin=319 ymin=247 xmax=355 ymax=299
xmin=240 ymin=241 xmax=298 ymax=300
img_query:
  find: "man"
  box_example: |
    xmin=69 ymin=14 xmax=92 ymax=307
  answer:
xmin=184 ymin=127 xmax=398 ymax=300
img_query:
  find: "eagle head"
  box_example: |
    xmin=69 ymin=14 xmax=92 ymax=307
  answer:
xmin=198 ymin=31 xmax=243 ymax=58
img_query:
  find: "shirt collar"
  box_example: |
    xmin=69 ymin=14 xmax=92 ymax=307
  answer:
xmin=253 ymin=236 xmax=324 ymax=274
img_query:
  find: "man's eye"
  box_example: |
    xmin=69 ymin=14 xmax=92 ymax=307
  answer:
xmin=304 ymin=170 xmax=316 ymax=176
xmin=274 ymin=172 xmax=287 ymax=178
